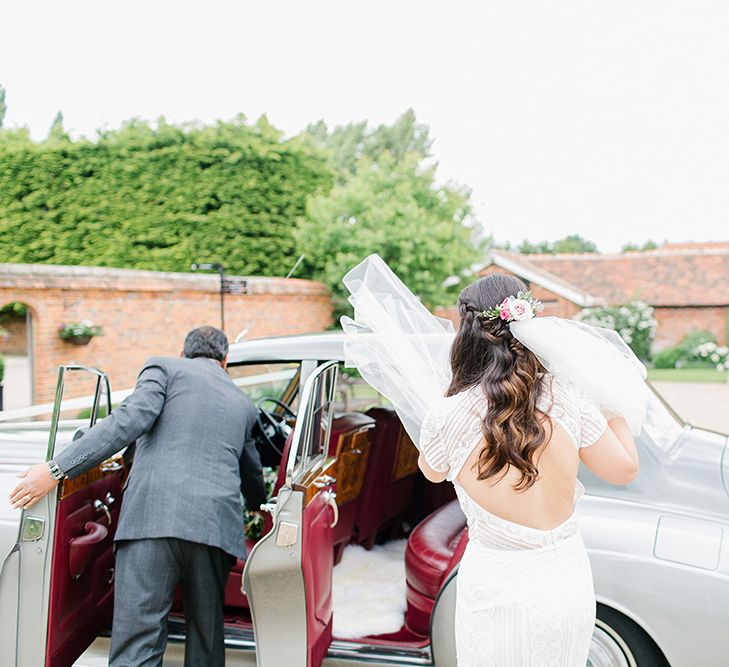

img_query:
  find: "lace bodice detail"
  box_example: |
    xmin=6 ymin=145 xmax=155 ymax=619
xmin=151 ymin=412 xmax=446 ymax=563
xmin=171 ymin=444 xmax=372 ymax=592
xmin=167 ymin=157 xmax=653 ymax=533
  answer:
xmin=419 ymin=374 xmax=607 ymax=550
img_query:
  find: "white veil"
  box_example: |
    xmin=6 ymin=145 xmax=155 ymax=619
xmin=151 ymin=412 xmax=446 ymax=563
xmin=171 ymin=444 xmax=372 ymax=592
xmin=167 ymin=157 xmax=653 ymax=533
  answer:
xmin=340 ymin=254 xmax=650 ymax=444
xmin=340 ymin=254 xmax=454 ymax=443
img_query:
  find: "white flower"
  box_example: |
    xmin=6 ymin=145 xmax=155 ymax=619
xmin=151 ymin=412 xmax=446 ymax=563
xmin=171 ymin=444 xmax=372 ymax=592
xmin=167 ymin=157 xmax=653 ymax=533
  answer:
xmin=508 ymin=299 xmax=533 ymax=321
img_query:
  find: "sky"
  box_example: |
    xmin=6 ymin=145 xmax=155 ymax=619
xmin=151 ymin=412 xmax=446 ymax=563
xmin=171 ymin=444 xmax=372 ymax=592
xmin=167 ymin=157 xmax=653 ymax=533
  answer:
xmin=2 ymin=0 xmax=728 ymax=253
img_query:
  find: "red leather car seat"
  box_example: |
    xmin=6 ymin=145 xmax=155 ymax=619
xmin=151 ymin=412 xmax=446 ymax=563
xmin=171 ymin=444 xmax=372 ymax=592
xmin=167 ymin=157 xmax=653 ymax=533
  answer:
xmin=353 ymin=407 xmax=419 ymax=548
xmin=405 ymin=499 xmax=468 ymax=636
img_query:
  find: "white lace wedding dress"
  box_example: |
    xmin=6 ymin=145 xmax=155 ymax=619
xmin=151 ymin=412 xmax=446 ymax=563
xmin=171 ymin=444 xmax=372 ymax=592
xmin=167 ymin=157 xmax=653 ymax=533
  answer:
xmin=419 ymin=373 xmax=607 ymax=667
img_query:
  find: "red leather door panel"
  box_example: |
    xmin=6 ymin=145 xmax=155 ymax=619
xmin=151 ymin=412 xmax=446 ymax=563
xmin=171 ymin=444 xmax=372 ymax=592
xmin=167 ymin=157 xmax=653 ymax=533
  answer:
xmin=302 ymin=490 xmax=335 ymax=641
xmin=46 ymin=460 xmax=126 ymax=667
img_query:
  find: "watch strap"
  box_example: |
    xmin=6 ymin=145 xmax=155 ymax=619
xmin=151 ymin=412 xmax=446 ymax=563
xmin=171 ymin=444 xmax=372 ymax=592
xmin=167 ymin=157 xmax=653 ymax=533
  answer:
xmin=48 ymin=460 xmax=65 ymax=481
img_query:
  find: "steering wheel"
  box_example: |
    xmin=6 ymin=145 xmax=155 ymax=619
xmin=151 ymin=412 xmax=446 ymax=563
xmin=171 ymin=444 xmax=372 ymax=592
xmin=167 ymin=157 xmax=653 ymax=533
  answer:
xmin=254 ymin=397 xmax=296 ymax=463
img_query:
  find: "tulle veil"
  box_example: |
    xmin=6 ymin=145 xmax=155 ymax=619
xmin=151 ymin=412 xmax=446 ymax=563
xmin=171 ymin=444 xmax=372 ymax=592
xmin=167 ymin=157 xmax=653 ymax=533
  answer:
xmin=340 ymin=254 xmax=649 ymax=445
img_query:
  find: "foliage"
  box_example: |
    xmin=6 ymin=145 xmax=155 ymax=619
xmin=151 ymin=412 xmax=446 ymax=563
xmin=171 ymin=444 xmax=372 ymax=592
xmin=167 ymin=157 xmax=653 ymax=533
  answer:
xmin=295 ymin=152 xmax=482 ymax=316
xmin=297 ymin=110 xmax=483 ymax=317
xmin=574 ymin=301 xmax=657 ymax=361
xmin=622 ymin=240 xmax=658 ymax=252
xmin=694 ymin=341 xmax=729 ymax=372
xmin=47 ymin=111 xmax=69 ymax=143
xmin=0 ymin=116 xmax=332 ymax=276
xmin=244 ymin=466 xmax=279 ymax=540
xmin=0 ymin=85 xmax=6 ymax=128
xmin=58 ymin=320 xmax=103 ymax=341
xmin=303 ymin=109 xmax=432 ymax=180
xmin=0 ymin=352 xmax=4 ymax=384
xmin=651 ymin=346 xmax=684 ymax=370
xmin=0 ymin=302 xmax=27 ymax=318
xmin=653 ymin=330 xmax=728 ymax=371
xmin=517 ymin=234 xmax=598 ymax=254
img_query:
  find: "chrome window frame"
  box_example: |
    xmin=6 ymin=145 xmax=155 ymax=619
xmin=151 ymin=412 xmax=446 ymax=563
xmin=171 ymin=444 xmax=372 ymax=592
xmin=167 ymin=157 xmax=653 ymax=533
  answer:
xmin=285 ymin=360 xmax=338 ymax=487
xmin=46 ymin=365 xmax=112 ymax=460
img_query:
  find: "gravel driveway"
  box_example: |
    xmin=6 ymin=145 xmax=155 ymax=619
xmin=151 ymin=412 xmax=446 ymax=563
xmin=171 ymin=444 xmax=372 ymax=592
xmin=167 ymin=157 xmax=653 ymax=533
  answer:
xmin=652 ymin=381 xmax=729 ymax=434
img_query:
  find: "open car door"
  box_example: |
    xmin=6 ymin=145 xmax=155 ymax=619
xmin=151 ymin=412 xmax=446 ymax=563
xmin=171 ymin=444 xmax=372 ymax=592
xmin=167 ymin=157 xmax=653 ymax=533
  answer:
xmin=13 ymin=365 xmax=128 ymax=667
xmin=244 ymin=360 xmax=339 ymax=667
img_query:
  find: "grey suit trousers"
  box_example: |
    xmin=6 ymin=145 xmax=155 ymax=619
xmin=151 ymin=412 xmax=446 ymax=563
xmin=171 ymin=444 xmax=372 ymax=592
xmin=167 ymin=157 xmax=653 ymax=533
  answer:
xmin=109 ymin=538 xmax=235 ymax=667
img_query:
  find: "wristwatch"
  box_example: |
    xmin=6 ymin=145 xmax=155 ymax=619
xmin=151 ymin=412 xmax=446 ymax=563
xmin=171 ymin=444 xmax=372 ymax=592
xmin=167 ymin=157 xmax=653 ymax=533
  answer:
xmin=47 ymin=460 xmax=65 ymax=481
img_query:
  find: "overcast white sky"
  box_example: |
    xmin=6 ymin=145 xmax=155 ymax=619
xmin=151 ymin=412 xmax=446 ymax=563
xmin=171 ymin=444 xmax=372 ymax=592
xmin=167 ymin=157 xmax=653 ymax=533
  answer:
xmin=2 ymin=1 xmax=728 ymax=252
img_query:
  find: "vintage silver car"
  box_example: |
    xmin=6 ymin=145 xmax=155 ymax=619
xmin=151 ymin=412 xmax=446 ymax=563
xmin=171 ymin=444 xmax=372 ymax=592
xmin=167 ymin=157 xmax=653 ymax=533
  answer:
xmin=1 ymin=332 xmax=728 ymax=667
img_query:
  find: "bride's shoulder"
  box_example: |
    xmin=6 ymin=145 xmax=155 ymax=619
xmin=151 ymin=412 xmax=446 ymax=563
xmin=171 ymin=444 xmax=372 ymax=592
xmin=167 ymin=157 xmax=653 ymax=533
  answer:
xmin=542 ymin=373 xmax=596 ymax=411
xmin=425 ymin=385 xmax=483 ymax=420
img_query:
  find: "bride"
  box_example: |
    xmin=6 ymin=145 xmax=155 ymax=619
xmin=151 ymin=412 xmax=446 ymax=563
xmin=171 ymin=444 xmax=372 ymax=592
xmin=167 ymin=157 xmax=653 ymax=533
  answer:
xmin=341 ymin=256 xmax=647 ymax=667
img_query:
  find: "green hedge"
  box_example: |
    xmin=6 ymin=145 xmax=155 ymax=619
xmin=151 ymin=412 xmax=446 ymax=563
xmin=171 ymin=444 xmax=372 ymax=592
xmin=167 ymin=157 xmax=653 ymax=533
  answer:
xmin=0 ymin=117 xmax=332 ymax=276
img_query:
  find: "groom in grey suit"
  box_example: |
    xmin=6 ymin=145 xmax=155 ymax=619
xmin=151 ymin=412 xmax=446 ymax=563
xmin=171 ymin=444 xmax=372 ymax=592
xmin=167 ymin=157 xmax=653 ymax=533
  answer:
xmin=13 ymin=326 xmax=266 ymax=666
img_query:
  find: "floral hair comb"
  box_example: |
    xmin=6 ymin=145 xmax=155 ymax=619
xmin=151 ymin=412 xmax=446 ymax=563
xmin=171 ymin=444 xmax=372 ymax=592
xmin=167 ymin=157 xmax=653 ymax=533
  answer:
xmin=477 ymin=290 xmax=544 ymax=323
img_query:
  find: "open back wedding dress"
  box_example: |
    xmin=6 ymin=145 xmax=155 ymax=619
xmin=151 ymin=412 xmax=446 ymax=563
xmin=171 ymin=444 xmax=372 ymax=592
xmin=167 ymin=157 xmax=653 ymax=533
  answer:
xmin=419 ymin=374 xmax=607 ymax=666
xmin=340 ymin=254 xmax=649 ymax=667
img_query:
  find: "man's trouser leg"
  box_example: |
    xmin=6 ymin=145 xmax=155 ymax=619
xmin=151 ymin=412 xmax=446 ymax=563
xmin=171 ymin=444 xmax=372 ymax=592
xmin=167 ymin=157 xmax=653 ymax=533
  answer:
xmin=179 ymin=540 xmax=235 ymax=667
xmin=109 ymin=538 xmax=182 ymax=667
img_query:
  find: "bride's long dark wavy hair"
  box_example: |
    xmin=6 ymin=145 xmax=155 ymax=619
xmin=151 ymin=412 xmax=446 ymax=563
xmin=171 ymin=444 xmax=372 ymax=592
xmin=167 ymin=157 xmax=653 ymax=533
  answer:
xmin=447 ymin=273 xmax=551 ymax=490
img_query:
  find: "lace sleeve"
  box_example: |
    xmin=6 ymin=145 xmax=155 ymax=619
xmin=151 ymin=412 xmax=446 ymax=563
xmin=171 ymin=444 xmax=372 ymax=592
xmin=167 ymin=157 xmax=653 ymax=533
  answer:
xmin=578 ymin=387 xmax=608 ymax=448
xmin=418 ymin=408 xmax=450 ymax=473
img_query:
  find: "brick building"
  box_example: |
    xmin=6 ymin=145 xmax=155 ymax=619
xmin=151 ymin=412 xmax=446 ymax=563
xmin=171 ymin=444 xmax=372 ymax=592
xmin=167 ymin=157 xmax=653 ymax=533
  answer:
xmin=439 ymin=242 xmax=729 ymax=349
xmin=0 ymin=263 xmax=332 ymax=408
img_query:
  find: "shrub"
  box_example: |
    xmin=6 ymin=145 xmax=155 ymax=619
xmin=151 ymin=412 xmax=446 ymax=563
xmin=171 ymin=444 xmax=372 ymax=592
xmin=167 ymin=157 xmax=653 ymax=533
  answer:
xmin=574 ymin=301 xmax=657 ymax=361
xmin=653 ymin=346 xmax=685 ymax=369
xmin=652 ymin=330 xmax=726 ymax=370
xmin=0 ymin=117 xmax=332 ymax=277
xmin=693 ymin=341 xmax=729 ymax=372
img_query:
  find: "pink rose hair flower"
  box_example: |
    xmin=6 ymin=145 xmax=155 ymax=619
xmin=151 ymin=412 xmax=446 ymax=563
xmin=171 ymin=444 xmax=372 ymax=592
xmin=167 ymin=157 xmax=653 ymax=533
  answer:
xmin=478 ymin=291 xmax=543 ymax=324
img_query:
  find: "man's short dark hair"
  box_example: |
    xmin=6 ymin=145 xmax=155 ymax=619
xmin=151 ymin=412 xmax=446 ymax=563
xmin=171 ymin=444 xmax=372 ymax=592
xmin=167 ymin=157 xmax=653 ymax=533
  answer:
xmin=183 ymin=326 xmax=229 ymax=361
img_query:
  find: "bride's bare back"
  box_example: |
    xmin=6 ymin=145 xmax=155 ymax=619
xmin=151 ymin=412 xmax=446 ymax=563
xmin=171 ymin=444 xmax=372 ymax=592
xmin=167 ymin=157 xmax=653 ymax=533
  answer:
xmin=456 ymin=420 xmax=581 ymax=530
xmin=419 ymin=375 xmax=639 ymax=532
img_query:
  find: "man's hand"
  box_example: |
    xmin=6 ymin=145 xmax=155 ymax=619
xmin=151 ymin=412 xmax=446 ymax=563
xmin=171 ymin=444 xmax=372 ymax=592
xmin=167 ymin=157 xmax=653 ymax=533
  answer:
xmin=9 ymin=463 xmax=60 ymax=510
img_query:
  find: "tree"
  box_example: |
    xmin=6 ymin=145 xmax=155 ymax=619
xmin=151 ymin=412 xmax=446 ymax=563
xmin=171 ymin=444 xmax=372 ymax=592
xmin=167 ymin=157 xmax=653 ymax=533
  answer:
xmin=47 ymin=111 xmax=69 ymax=142
xmin=518 ymin=234 xmax=598 ymax=254
xmin=295 ymin=152 xmax=482 ymax=316
xmin=303 ymin=109 xmax=433 ymax=180
xmin=0 ymin=85 xmax=6 ymax=128
xmin=517 ymin=239 xmax=552 ymax=254
xmin=622 ymin=240 xmax=658 ymax=252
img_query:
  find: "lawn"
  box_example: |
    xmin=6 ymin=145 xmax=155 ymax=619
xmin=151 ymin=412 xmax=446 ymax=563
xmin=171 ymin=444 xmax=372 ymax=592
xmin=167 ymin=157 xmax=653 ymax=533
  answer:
xmin=647 ymin=368 xmax=729 ymax=383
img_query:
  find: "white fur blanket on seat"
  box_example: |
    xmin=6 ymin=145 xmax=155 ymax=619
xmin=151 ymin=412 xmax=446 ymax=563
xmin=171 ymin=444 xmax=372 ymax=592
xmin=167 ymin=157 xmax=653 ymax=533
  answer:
xmin=332 ymin=539 xmax=408 ymax=639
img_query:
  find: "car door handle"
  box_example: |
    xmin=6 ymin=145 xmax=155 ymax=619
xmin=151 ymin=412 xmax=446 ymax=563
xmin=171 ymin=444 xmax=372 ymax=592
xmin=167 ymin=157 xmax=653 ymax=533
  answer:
xmin=260 ymin=497 xmax=278 ymax=514
xmin=94 ymin=499 xmax=111 ymax=524
xmin=323 ymin=490 xmax=338 ymax=528
xmin=313 ymin=474 xmax=336 ymax=489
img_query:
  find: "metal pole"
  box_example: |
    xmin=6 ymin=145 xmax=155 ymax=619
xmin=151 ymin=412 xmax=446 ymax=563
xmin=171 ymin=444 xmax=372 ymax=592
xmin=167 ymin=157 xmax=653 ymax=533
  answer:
xmin=218 ymin=266 xmax=225 ymax=331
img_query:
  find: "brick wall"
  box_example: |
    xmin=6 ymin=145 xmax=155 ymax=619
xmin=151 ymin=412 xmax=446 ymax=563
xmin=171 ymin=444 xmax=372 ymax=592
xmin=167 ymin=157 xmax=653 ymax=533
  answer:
xmin=653 ymin=306 xmax=728 ymax=349
xmin=0 ymin=264 xmax=332 ymax=405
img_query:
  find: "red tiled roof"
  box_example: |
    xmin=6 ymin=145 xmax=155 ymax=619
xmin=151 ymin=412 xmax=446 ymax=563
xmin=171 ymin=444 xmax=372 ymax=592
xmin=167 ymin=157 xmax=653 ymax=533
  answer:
xmin=489 ymin=245 xmax=729 ymax=307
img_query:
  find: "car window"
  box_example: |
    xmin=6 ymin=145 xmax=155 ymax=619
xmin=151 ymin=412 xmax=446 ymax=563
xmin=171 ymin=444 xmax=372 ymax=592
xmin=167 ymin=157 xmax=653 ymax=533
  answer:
xmin=331 ymin=366 xmax=391 ymax=414
xmin=227 ymin=362 xmax=301 ymax=411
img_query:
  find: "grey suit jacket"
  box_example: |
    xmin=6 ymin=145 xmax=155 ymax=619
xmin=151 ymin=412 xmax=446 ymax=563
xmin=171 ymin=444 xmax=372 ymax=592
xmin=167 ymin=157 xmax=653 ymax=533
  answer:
xmin=55 ymin=356 xmax=267 ymax=559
